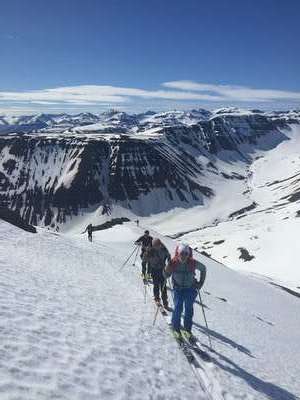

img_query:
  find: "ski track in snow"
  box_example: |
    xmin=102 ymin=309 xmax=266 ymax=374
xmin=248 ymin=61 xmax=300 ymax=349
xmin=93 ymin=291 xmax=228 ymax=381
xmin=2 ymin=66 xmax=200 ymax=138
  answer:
xmin=1 ymin=221 xmax=300 ymax=400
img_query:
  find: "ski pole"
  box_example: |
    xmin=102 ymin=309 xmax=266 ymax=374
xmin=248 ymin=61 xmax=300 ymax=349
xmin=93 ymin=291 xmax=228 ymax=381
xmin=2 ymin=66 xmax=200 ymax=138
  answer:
xmin=119 ymin=246 xmax=139 ymax=271
xmin=152 ymin=304 xmax=160 ymax=326
xmin=168 ymin=278 xmax=175 ymax=304
xmin=197 ymin=289 xmax=213 ymax=350
xmin=144 ymin=283 xmax=147 ymax=304
xmin=132 ymin=245 xmax=139 ymax=266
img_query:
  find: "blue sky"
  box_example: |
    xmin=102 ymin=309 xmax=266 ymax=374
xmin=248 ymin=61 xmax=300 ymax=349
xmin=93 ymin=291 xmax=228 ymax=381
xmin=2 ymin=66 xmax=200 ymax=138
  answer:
xmin=0 ymin=0 xmax=300 ymax=114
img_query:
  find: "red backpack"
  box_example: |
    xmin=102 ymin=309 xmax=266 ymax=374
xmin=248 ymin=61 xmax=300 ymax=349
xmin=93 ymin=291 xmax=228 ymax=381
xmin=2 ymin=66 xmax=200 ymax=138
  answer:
xmin=168 ymin=245 xmax=196 ymax=272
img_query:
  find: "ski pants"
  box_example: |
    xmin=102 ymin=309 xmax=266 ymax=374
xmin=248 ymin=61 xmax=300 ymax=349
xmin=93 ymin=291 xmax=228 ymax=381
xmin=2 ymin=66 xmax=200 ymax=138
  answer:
xmin=151 ymin=269 xmax=168 ymax=305
xmin=172 ymin=287 xmax=197 ymax=332
xmin=141 ymin=251 xmax=151 ymax=275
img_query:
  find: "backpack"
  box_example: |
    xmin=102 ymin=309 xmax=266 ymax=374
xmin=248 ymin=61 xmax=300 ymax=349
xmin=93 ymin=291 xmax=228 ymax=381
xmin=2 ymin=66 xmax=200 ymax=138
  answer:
xmin=168 ymin=245 xmax=196 ymax=272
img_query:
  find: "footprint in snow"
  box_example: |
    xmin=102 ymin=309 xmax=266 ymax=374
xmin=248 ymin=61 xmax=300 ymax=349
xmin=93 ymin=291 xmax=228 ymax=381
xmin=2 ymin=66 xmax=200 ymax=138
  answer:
xmin=216 ymin=297 xmax=228 ymax=303
xmin=255 ymin=315 xmax=274 ymax=326
xmin=203 ymin=291 xmax=228 ymax=303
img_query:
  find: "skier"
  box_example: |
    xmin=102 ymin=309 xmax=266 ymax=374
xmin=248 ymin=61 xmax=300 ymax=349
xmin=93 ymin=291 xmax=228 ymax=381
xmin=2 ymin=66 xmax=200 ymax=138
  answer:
xmin=164 ymin=243 xmax=206 ymax=340
xmin=134 ymin=230 xmax=153 ymax=278
xmin=143 ymin=238 xmax=171 ymax=309
xmin=83 ymin=223 xmax=93 ymax=242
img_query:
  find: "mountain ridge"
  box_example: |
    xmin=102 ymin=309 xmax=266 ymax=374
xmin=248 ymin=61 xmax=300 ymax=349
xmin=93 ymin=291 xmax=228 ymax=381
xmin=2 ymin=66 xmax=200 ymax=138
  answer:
xmin=1 ymin=108 xmax=299 ymax=135
xmin=0 ymin=108 xmax=291 ymax=229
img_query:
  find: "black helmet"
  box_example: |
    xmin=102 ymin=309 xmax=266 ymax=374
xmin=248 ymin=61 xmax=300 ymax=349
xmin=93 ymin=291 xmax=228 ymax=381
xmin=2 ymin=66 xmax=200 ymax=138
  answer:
xmin=144 ymin=230 xmax=149 ymax=235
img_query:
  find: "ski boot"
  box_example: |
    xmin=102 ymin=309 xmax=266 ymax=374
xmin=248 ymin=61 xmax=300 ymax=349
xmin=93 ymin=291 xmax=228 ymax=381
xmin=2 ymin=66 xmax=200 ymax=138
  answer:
xmin=181 ymin=329 xmax=197 ymax=344
xmin=172 ymin=328 xmax=183 ymax=342
xmin=154 ymin=297 xmax=162 ymax=306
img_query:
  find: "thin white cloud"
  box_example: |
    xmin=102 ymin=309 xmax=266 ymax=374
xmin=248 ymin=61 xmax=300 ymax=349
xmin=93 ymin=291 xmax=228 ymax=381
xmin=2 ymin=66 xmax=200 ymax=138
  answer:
xmin=0 ymin=82 xmax=299 ymax=115
xmin=30 ymin=101 xmax=65 ymax=105
xmin=37 ymin=85 xmax=223 ymax=101
xmin=0 ymin=87 xmax=126 ymax=104
xmin=0 ymin=84 xmax=223 ymax=106
xmin=0 ymin=106 xmax=38 ymax=116
xmin=163 ymin=80 xmax=300 ymax=102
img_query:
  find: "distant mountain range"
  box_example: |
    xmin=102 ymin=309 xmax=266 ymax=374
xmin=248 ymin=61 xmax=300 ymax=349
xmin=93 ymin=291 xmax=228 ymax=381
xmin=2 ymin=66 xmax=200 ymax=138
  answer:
xmin=1 ymin=108 xmax=299 ymax=135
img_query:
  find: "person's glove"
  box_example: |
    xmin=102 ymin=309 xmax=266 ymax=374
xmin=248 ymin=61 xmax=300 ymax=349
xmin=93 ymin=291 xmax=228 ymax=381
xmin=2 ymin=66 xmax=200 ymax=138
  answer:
xmin=194 ymin=280 xmax=203 ymax=290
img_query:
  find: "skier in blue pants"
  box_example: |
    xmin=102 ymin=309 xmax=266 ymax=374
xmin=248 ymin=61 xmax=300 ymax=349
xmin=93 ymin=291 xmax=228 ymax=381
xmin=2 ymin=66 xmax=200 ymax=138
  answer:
xmin=164 ymin=243 xmax=206 ymax=340
xmin=172 ymin=287 xmax=198 ymax=333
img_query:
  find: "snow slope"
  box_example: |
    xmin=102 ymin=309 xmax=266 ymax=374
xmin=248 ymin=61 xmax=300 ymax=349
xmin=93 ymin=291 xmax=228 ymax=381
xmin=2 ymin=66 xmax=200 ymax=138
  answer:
xmin=0 ymin=221 xmax=206 ymax=400
xmin=112 ymin=124 xmax=300 ymax=293
xmin=0 ymin=219 xmax=299 ymax=399
xmin=168 ymin=125 xmax=300 ymax=290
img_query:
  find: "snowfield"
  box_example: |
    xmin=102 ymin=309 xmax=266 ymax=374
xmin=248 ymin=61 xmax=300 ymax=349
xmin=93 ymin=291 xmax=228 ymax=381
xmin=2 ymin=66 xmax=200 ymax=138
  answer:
xmin=0 ymin=220 xmax=299 ymax=399
xmin=172 ymin=125 xmax=300 ymax=291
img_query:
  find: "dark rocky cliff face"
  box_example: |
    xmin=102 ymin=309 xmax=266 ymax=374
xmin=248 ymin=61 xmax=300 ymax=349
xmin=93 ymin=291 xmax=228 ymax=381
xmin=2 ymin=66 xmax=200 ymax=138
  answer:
xmin=0 ymin=207 xmax=36 ymax=233
xmin=0 ymin=110 xmax=290 ymax=228
xmin=0 ymin=134 xmax=213 ymax=227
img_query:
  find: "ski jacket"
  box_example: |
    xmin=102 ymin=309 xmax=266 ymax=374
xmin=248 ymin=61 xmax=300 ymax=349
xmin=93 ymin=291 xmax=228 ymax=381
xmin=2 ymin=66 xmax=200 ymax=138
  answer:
xmin=83 ymin=224 xmax=93 ymax=234
xmin=143 ymin=245 xmax=171 ymax=270
xmin=135 ymin=235 xmax=153 ymax=251
xmin=164 ymin=257 xmax=206 ymax=289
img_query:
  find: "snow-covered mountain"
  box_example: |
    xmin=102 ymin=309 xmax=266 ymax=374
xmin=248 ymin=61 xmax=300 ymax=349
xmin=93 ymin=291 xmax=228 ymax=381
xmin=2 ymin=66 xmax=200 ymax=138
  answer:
xmin=0 ymin=218 xmax=299 ymax=400
xmin=0 ymin=109 xmax=210 ymax=134
xmin=1 ymin=108 xmax=300 ymax=290
xmin=0 ymin=108 xmax=293 ymax=225
xmin=146 ymin=123 xmax=300 ymax=291
xmin=0 ymin=112 xmax=102 ymax=134
xmin=2 ymin=108 xmax=298 ymax=135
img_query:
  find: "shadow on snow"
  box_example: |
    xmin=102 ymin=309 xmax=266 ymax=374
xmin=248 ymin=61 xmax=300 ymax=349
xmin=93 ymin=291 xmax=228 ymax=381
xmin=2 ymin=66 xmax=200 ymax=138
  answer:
xmin=204 ymin=346 xmax=298 ymax=400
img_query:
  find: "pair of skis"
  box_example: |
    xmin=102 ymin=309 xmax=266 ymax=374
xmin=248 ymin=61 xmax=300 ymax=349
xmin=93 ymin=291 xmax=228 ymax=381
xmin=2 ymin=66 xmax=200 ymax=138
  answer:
xmin=144 ymin=275 xmax=214 ymax=397
xmin=175 ymin=329 xmax=211 ymax=364
xmin=146 ymin=276 xmax=211 ymax=364
xmin=155 ymin=305 xmax=213 ymax=398
xmin=157 ymin=306 xmax=214 ymax=400
xmin=155 ymin=303 xmax=211 ymax=364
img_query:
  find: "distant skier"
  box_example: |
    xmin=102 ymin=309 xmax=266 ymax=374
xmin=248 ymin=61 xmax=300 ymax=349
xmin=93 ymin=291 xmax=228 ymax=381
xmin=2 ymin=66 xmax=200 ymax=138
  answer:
xmin=143 ymin=238 xmax=171 ymax=309
xmin=134 ymin=230 xmax=153 ymax=278
xmin=83 ymin=223 xmax=93 ymax=242
xmin=136 ymin=219 xmax=139 ymax=227
xmin=164 ymin=243 xmax=206 ymax=340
